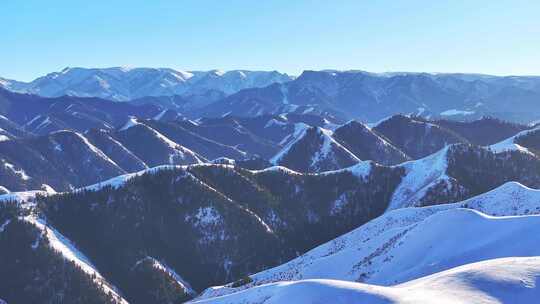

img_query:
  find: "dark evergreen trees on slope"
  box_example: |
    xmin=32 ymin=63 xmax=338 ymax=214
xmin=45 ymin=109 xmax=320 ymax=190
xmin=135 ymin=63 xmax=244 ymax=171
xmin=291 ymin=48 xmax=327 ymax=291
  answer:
xmin=38 ymin=168 xmax=283 ymax=300
xmin=412 ymin=144 xmax=540 ymax=207
xmin=187 ymin=164 xmax=404 ymax=251
xmin=333 ymin=120 xmax=410 ymax=165
xmin=272 ymin=126 xmax=361 ymax=172
xmin=514 ymin=129 xmax=540 ymax=158
xmin=373 ymin=115 xmax=469 ymax=159
xmin=0 ymin=114 xmax=29 ymax=139
xmin=447 ymin=144 xmax=540 ymax=196
xmin=114 ymin=122 xmax=206 ymax=167
xmin=431 ymin=116 xmax=529 ymax=146
xmin=165 ymin=117 xmax=279 ymax=159
xmin=37 ymin=164 xmax=404 ymax=299
xmin=128 ymin=257 xmax=195 ymax=304
xmin=142 ymin=119 xmax=250 ymax=160
xmin=85 ymin=128 xmax=149 ymax=172
xmin=0 ymin=205 xmax=124 ymax=304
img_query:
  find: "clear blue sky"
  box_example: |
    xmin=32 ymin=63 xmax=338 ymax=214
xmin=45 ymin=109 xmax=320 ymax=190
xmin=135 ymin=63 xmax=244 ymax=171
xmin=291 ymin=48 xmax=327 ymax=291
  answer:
xmin=2 ymin=0 xmax=539 ymax=81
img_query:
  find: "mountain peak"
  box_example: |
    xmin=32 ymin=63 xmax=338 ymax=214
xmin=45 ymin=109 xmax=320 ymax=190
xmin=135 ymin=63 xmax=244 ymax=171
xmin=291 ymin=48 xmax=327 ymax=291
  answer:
xmin=4 ymin=67 xmax=293 ymax=101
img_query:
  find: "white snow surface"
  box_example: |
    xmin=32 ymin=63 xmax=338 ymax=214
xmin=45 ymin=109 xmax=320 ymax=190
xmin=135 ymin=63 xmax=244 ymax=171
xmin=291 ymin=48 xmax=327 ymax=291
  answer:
xmin=81 ymin=165 xmax=182 ymax=191
xmin=387 ymin=146 xmax=450 ymax=210
xmin=119 ymin=116 xmax=141 ymax=131
xmin=196 ymin=181 xmax=540 ymax=300
xmin=319 ymin=160 xmax=373 ymax=179
xmin=0 ymin=190 xmax=48 ymax=204
xmin=3 ymin=161 xmax=31 ymax=181
xmin=489 ymin=126 xmax=540 ymax=155
xmin=440 ymin=109 xmax=475 ymax=116
xmin=191 ymin=257 xmax=540 ymax=304
xmin=210 ymin=157 xmax=236 ymax=166
xmin=250 ymin=166 xmax=302 ymax=175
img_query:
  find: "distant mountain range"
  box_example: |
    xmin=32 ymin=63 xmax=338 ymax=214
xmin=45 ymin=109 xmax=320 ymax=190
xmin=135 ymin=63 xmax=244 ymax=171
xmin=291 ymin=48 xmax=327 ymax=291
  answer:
xmin=1 ymin=85 xmax=536 ymax=192
xmin=0 ymin=67 xmax=292 ymax=101
xmin=2 ymin=68 xmax=540 ymax=124
xmin=199 ymin=70 xmax=540 ymax=123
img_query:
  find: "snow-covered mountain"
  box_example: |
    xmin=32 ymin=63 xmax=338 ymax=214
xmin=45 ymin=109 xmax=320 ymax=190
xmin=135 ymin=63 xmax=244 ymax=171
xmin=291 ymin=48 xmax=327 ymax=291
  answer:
xmin=0 ymin=86 xmax=164 ymax=135
xmin=372 ymin=115 xmax=468 ymax=159
xmin=1 ymin=84 xmax=540 ymax=303
xmin=0 ymin=130 xmax=127 ymax=191
xmin=198 ymin=70 xmax=540 ymax=124
xmin=1 ymin=67 xmax=292 ymax=101
xmin=192 ymin=257 xmax=540 ymax=304
xmin=195 ymin=181 xmax=540 ymax=301
xmin=0 ymin=120 xmax=216 ymax=191
xmin=270 ymin=125 xmax=361 ymax=172
xmin=115 ymin=117 xmax=206 ymax=166
xmin=5 ymin=68 xmax=540 ymax=123
xmin=489 ymin=126 xmax=540 ymax=157
xmin=4 ymin=148 xmax=540 ymax=302
xmin=269 ymin=120 xmax=417 ymax=172
xmin=4 ymin=66 xmax=540 ymax=304
xmin=333 ymin=120 xmax=410 ymax=165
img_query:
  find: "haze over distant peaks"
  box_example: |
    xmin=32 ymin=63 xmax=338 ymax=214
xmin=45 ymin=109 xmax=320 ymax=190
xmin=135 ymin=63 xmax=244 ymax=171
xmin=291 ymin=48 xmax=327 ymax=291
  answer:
xmin=0 ymin=67 xmax=293 ymax=101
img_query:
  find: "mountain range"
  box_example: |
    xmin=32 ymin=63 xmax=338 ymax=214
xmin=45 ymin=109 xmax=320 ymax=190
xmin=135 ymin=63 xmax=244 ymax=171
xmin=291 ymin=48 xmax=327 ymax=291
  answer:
xmin=0 ymin=67 xmax=292 ymax=101
xmin=3 ymin=68 xmax=540 ymax=124
xmin=194 ymin=70 xmax=540 ymax=124
xmin=3 ymin=147 xmax=540 ymax=303
xmin=2 ymin=67 xmax=540 ymax=303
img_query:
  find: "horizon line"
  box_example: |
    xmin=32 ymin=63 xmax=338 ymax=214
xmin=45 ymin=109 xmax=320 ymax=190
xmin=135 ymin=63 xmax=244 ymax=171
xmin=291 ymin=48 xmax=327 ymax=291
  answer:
xmin=3 ymin=66 xmax=540 ymax=83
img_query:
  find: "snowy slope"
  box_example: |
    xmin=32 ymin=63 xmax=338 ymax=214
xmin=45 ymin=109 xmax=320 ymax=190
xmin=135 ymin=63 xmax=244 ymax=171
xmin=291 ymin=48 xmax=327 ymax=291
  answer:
xmin=0 ymin=190 xmax=49 ymax=204
xmin=26 ymin=216 xmax=128 ymax=304
xmin=116 ymin=119 xmax=206 ymax=166
xmin=387 ymin=146 xmax=451 ymax=210
xmin=270 ymin=125 xmax=361 ymax=172
xmin=197 ymin=182 xmax=540 ymax=299
xmin=0 ymin=184 xmax=56 ymax=203
xmin=489 ymin=126 xmax=540 ymax=155
xmin=332 ymin=120 xmax=410 ymax=165
xmin=81 ymin=165 xmax=182 ymax=191
xmin=191 ymin=257 xmax=540 ymax=304
xmin=119 ymin=116 xmax=141 ymax=131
